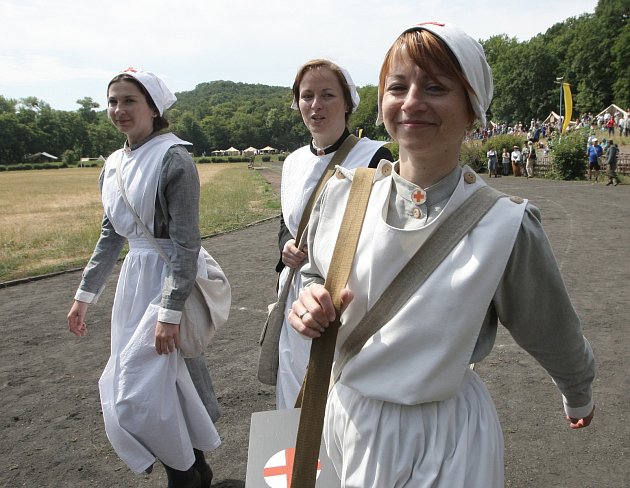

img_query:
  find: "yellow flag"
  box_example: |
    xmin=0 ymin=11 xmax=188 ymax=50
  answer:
xmin=562 ymin=83 xmax=572 ymax=133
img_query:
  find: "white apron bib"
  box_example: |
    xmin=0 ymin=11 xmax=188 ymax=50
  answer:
xmin=98 ymin=134 xmax=220 ymax=474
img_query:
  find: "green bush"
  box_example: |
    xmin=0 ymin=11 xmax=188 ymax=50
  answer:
xmin=197 ymin=157 xmax=213 ymax=164
xmin=0 ymin=166 xmax=6 ymax=172
xmin=278 ymin=155 xmax=286 ymax=162
xmin=8 ymin=164 xmax=33 ymax=171
xmin=62 ymin=149 xmax=80 ymax=166
xmin=459 ymin=143 xmax=486 ymax=172
xmin=228 ymin=156 xmax=249 ymax=163
xmin=483 ymin=134 xmax=527 ymax=154
xmin=261 ymin=156 xmax=271 ymax=162
xmin=548 ymin=132 xmax=588 ymax=180
xmin=39 ymin=162 xmax=60 ymax=170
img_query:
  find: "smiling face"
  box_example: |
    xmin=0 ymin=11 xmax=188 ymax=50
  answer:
xmin=381 ymin=49 xmax=472 ymax=164
xmin=297 ymin=67 xmax=349 ymax=148
xmin=107 ymin=79 xmax=157 ymax=145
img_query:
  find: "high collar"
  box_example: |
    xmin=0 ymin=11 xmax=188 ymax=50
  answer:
xmin=393 ymin=163 xmax=462 ymax=208
xmin=309 ymin=128 xmax=351 ymax=156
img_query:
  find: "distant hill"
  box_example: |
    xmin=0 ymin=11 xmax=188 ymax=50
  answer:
xmin=173 ymin=80 xmax=293 ymax=118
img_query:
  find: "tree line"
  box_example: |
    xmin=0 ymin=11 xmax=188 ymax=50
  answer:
xmin=0 ymin=0 xmax=627 ymax=164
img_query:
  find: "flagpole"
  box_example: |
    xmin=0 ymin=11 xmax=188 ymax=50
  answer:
xmin=555 ymin=77 xmax=564 ymax=136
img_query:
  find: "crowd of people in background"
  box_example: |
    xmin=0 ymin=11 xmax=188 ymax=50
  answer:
xmin=474 ymin=110 xmax=630 ymax=143
xmin=479 ymin=108 xmax=628 ymax=182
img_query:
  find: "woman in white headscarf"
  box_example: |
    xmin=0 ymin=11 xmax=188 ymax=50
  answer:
xmin=67 ymin=68 xmax=220 ymax=488
xmin=274 ymin=59 xmax=393 ymax=409
xmin=289 ymin=23 xmax=595 ymax=487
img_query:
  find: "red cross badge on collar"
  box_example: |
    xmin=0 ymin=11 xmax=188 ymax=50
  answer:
xmin=411 ymin=188 xmax=426 ymax=205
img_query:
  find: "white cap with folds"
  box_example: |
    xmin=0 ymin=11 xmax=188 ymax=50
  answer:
xmin=291 ymin=63 xmax=360 ymax=113
xmin=377 ymin=21 xmax=493 ymax=127
xmin=117 ymin=67 xmax=176 ymax=115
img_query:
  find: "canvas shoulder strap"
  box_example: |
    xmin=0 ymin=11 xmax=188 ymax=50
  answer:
xmin=332 ymin=184 xmax=506 ymax=384
xmin=294 ymin=134 xmax=359 ymax=248
xmin=291 ymin=167 xmax=375 ymax=488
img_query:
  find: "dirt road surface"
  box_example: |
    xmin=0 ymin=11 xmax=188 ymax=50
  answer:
xmin=1 ymin=166 xmax=628 ymax=487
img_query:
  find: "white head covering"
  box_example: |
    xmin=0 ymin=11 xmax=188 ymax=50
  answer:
xmin=377 ymin=22 xmax=493 ymax=127
xmin=290 ymin=62 xmax=360 ymax=113
xmin=116 ymin=67 xmax=176 ymax=116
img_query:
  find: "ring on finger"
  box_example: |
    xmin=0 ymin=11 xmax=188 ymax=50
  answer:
xmin=298 ymin=309 xmax=310 ymax=320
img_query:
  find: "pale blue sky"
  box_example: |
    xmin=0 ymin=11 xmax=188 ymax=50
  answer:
xmin=1 ymin=0 xmax=598 ymax=111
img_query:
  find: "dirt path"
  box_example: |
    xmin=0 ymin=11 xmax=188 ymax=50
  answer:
xmin=1 ymin=169 xmax=628 ymax=487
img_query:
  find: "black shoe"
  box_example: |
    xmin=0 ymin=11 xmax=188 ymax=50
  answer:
xmin=193 ymin=449 xmax=213 ymax=487
xmin=163 ymin=463 xmax=201 ymax=488
xmin=196 ymin=464 xmax=213 ymax=487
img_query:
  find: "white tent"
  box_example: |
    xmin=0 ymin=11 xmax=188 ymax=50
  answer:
xmin=596 ymin=104 xmax=628 ymax=120
xmin=225 ymin=147 xmax=240 ymax=156
xmin=25 ymin=151 xmax=58 ymax=161
xmin=543 ymin=111 xmax=561 ymax=125
xmin=242 ymin=146 xmax=258 ymax=156
xmin=259 ymin=146 xmax=277 ymax=154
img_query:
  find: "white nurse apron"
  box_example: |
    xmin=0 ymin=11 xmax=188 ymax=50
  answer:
xmin=98 ymin=135 xmax=220 ymax=474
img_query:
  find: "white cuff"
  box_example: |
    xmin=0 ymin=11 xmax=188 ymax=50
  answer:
xmin=563 ymin=397 xmax=594 ymax=420
xmin=74 ymin=289 xmax=97 ymax=304
xmin=158 ymin=307 xmax=182 ymax=325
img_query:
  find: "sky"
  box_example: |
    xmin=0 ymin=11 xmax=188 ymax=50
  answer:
xmin=1 ymin=0 xmax=599 ymax=112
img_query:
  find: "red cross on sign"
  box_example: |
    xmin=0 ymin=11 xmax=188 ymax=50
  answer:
xmin=411 ymin=188 xmax=426 ymax=205
xmin=262 ymin=448 xmax=322 ymax=487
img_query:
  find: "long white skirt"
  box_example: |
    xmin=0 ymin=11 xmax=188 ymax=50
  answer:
xmin=99 ymin=241 xmax=221 ymax=474
xmin=275 ymin=265 xmax=312 ymax=409
xmin=324 ymin=369 xmax=504 ymax=487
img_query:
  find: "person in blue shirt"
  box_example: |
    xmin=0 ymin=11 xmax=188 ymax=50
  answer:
xmin=587 ymin=138 xmax=603 ymax=181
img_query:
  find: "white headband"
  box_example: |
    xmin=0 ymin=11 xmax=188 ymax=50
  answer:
xmin=291 ymin=62 xmax=360 ymax=113
xmin=377 ymin=22 xmax=493 ymax=127
xmin=116 ymin=67 xmax=176 ymax=116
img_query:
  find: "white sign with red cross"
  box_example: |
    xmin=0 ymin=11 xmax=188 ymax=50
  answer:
xmin=245 ymin=409 xmax=341 ymax=488
xmin=262 ymin=447 xmax=322 ymax=488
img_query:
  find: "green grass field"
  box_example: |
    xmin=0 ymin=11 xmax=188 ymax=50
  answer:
xmin=0 ymin=163 xmax=280 ymax=283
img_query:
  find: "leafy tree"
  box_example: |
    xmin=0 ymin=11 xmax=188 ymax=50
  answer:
xmin=200 ymin=115 xmax=231 ymax=152
xmin=0 ymin=113 xmax=36 ymax=162
xmin=76 ymin=97 xmax=100 ymax=123
xmin=350 ymin=85 xmax=389 ymax=140
xmin=0 ymin=95 xmax=17 ymax=114
xmin=172 ymin=111 xmax=209 ymax=155
xmin=609 ymin=7 xmax=630 ymax=107
xmin=86 ymin=119 xmax=123 ymax=157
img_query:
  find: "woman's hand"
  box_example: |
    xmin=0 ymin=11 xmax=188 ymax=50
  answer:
xmin=67 ymin=300 xmax=89 ymax=337
xmin=155 ymin=321 xmax=180 ymax=355
xmin=288 ymin=284 xmax=354 ymax=339
xmin=282 ymin=239 xmax=308 ymax=269
xmin=567 ymin=406 xmax=595 ymax=429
